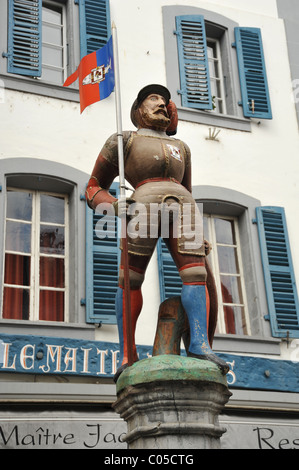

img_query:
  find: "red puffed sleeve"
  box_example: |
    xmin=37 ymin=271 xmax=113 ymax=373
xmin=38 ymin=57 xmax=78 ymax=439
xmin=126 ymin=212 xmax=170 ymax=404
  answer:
xmin=85 ymin=133 xmax=120 ymax=209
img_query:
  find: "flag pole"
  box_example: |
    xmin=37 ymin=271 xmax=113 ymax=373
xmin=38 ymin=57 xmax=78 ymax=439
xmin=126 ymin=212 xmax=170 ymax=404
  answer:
xmin=112 ymin=22 xmax=134 ymax=367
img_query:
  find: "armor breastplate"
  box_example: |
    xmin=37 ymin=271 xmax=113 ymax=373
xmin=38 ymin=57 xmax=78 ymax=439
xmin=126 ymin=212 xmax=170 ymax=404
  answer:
xmin=124 ymin=133 xmax=186 ymax=188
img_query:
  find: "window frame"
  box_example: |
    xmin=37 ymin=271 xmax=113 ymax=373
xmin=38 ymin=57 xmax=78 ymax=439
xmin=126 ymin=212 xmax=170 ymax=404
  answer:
xmin=1 ymin=0 xmax=111 ymax=101
xmin=0 ymin=158 xmax=92 ymax=337
xmin=206 ymin=38 xmax=227 ymax=115
xmin=162 ymin=5 xmax=251 ymax=132
xmin=187 ymin=186 xmax=281 ymax=356
xmin=41 ymin=0 xmax=68 ymax=85
xmin=0 ymin=0 xmax=80 ymax=101
xmin=204 ymin=213 xmax=251 ymax=336
xmin=2 ymin=187 xmax=69 ymax=322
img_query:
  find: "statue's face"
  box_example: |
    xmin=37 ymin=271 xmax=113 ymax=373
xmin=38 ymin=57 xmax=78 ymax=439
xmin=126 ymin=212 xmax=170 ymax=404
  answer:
xmin=137 ymin=94 xmax=170 ymax=131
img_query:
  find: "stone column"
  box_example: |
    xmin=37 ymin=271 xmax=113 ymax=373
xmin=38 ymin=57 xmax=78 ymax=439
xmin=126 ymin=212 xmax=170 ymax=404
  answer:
xmin=113 ymin=355 xmax=231 ymax=449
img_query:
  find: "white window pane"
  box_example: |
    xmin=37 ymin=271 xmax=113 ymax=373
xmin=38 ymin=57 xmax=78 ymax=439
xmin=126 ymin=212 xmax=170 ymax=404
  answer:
xmin=215 ymin=218 xmax=236 ymax=245
xmin=41 ymin=67 xmax=64 ymax=84
xmin=207 ymin=43 xmax=216 ymax=59
xmin=43 ymin=6 xmax=62 ymax=25
xmin=43 ymin=23 xmax=62 ymax=45
xmin=207 ymin=38 xmax=226 ymax=114
xmin=224 ymin=306 xmax=247 ymax=335
xmin=210 ymin=77 xmax=218 ymax=98
xmin=40 ymin=225 xmax=65 ymax=255
xmin=5 ymin=221 xmax=31 ymax=253
xmin=42 ymin=45 xmax=63 ymax=68
xmin=221 ymin=275 xmax=243 ymax=305
xmin=41 ymin=3 xmax=65 ymax=85
xmin=217 ymin=245 xmax=239 ymax=274
xmin=7 ymin=191 xmax=32 ymax=221
xmin=40 ymin=194 xmax=65 ymax=224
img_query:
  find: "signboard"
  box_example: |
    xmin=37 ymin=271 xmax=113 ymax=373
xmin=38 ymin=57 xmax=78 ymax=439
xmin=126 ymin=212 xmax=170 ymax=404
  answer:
xmin=0 ymin=411 xmax=127 ymax=449
xmin=1 ymin=411 xmax=299 ymax=449
xmin=0 ymin=333 xmax=151 ymax=377
xmin=0 ymin=333 xmax=299 ymax=392
xmin=220 ymin=415 xmax=299 ymax=450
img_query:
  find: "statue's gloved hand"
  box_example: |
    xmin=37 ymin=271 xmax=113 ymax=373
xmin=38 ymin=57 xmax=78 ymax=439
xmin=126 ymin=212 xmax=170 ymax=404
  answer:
xmin=204 ymin=239 xmax=212 ymax=256
xmin=112 ymin=197 xmax=135 ymax=218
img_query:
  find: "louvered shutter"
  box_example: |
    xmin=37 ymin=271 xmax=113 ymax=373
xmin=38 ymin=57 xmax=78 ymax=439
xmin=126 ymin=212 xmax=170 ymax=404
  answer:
xmin=175 ymin=15 xmax=213 ymax=110
xmin=234 ymin=27 xmax=272 ymax=119
xmin=256 ymin=207 xmax=299 ymax=337
xmin=157 ymin=239 xmax=182 ymax=302
xmin=78 ymin=0 xmax=111 ymax=58
xmin=85 ymin=183 xmax=119 ymax=324
xmin=7 ymin=0 xmax=42 ymax=77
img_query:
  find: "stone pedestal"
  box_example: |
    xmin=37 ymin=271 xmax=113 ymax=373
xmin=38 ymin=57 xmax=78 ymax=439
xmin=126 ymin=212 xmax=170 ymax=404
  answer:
xmin=113 ymin=355 xmax=231 ymax=449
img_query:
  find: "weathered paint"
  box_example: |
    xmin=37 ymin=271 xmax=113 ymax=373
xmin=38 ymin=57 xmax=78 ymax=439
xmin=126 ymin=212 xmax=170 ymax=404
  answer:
xmin=115 ymin=354 xmax=229 ymax=394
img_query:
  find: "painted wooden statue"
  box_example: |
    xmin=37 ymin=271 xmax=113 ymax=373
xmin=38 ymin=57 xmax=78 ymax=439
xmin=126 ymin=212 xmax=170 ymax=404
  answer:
xmin=85 ymin=84 xmax=229 ymax=379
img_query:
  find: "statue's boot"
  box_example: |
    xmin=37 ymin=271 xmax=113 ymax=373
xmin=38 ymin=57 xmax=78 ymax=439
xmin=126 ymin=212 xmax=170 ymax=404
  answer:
xmin=181 ymin=284 xmax=229 ymax=375
xmin=114 ymin=286 xmax=142 ymax=382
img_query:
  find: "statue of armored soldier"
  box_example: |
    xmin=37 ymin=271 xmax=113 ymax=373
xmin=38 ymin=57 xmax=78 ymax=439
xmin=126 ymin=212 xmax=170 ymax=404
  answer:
xmin=85 ymin=84 xmax=229 ymax=379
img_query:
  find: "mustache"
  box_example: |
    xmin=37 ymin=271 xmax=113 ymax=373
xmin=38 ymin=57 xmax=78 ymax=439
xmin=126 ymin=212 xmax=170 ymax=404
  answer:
xmin=153 ymin=107 xmax=169 ymax=118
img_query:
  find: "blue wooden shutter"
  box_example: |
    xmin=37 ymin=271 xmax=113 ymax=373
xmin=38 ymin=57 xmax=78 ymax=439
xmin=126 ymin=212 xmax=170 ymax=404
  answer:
xmin=157 ymin=239 xmax=182 ymax=302
xmin=175 ymin=15 xmax=212 ymax=110
xmin=234 ymin=27 xmax=272 ymax=119
xmin=7 ymin=0 xmax=42 ymax=76
xmin=256 ymin=207 xmax=299 ymax=337
xmin=85 ymin=183 xmax=119 ymax=324
xmin=78 ymin=0 xmax=111 ymax=58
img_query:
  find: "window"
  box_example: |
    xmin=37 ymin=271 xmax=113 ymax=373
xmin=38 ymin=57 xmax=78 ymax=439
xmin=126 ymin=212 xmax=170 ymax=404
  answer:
xmin=157 ymin=186 xmax=299 ymax=344
xmin=203 ymin=215 xmax=249 ymax=335
xmin=1 ymin=0 xmax=111 ymax=99
xmin=163 ymin=6 xmax=272 ymax=130
xmin=2 ymin=188 xmax=68 ymax=322
xmin=42 ymin=1 xmax=67 ymax=84
xmin=207 ymin=39 xmax=226 ymax=114
xmin=175 ymin=14 xmax=271 ymax=119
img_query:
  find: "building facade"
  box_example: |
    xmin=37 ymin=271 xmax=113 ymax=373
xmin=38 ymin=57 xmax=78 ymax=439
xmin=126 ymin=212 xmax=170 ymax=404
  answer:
xmin=0 ymin=0 xmax=299 ymax=449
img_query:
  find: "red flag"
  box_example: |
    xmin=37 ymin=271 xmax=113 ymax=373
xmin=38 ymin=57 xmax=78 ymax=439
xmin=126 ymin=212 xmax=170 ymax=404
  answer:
xmin=64 ymin=37 xmax=114 ymax=113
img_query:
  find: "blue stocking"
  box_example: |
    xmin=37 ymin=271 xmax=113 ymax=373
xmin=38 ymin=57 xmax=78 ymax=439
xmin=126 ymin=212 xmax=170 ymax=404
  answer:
xmin=181 ymin=284 xmax=229 ymax=374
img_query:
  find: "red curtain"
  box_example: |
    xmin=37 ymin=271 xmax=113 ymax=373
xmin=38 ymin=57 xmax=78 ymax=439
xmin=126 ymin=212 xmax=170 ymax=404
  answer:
xmin=39 ymin=222 xmax=65 ymax=321
xmin=3 ymin=254 xmax=64 ymax=321
xmin=39 ymin=257 xmax=64 ymax=321
xmin=39 ymin=291 xmax=64 ymax=322
xmin=3 ymin=254 xmax=29 ymax=320
xmin=221 ymin=282 xmax=236 ymax=334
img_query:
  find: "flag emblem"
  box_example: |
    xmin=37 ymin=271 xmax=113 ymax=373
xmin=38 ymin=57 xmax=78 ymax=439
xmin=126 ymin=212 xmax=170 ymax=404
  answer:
xmin=167 ymin=144 xmax=182 ymax=162
xmin=63 ymin=36 xmax=114 ymax=113
xmin=82 ymin=59 xmax=112 ymax=86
